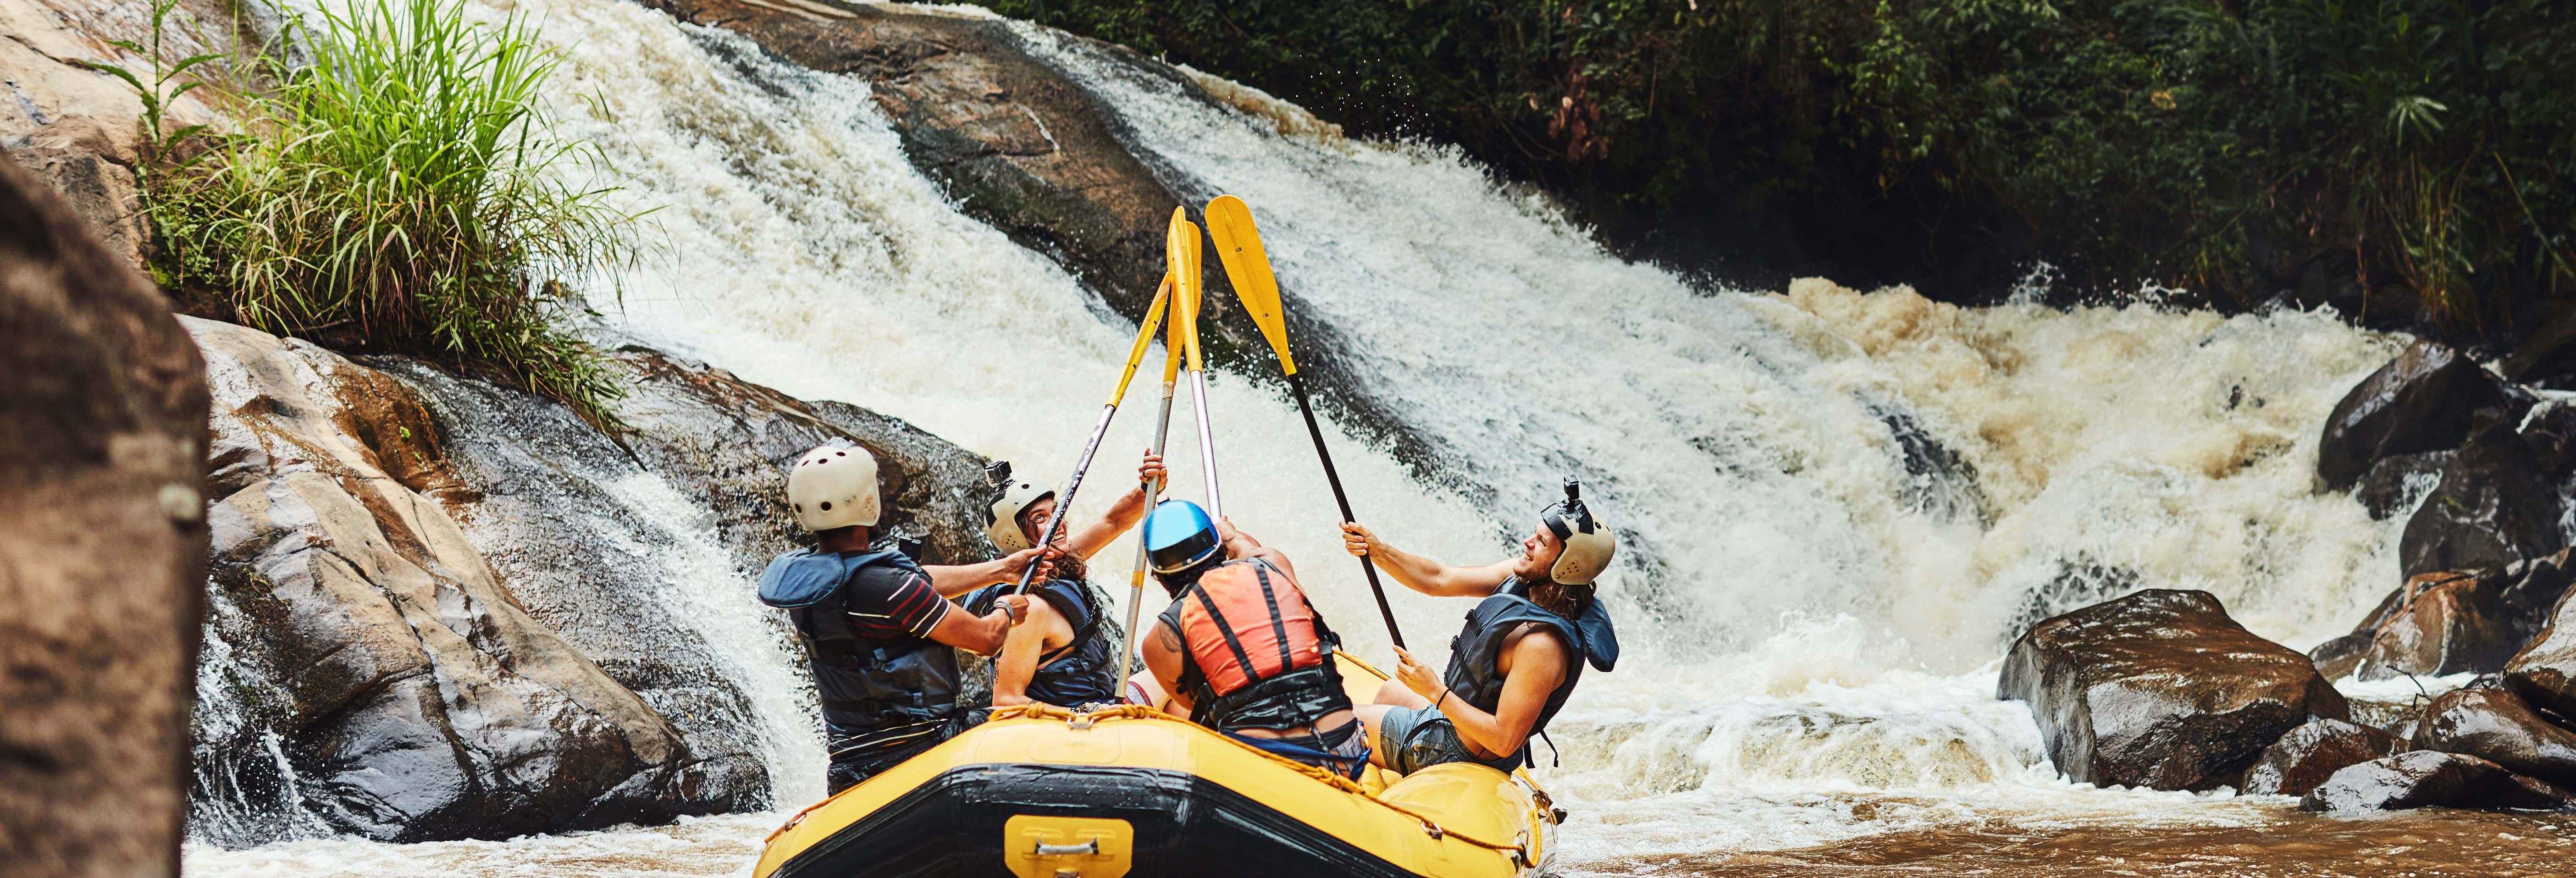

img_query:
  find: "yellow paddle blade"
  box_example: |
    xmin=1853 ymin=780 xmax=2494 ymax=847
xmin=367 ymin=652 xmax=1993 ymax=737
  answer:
xmin=1107 ymin=272 xmax=1173 ymax=405
xmin=1205 ymin=195 xmax=1295 ymax=376
xmin=1166 ymin=208 xmax=1206 ymax=373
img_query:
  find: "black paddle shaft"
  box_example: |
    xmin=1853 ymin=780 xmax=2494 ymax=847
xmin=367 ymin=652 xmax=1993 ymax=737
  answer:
xmin=1288 ymin=372 xmax=1407 ymax=650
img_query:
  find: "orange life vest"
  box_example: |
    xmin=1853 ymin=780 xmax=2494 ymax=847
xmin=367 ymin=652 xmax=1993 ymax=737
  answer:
xmin=1169 ymin=558 xmax=1352 ymax=732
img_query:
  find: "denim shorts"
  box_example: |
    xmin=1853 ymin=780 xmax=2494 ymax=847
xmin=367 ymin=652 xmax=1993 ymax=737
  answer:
xmin=1375 ymin=704 xmax=1520 ymax=775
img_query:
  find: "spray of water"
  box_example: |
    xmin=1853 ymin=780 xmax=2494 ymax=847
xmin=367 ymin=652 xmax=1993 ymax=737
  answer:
xmin=185 ymin=0 xmax=2414 ymax=872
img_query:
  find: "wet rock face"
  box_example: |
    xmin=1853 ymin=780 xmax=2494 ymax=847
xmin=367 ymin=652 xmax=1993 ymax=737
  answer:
xmin=2315 ymin=552 xmax=2576 ymax=681
xmin=2345 ymin=694 xmax=2432 ymax=742
xmin=2351 ymin=449 xmax=2453 ymax=519
xmin=0 ymin=145 xmax=208 ymax=878
xmin=2316 ymin=340 xmax=2515 ymax=492
xmin=2505 ymin=580 xmax=2576 ymax=720
xmin=2240 ymin=718 xmax=2404 ymax=796
xmin=377 ymin=346 xmax=1017 ymax=761
xmin=1999 ymin=590 xmax=2349 ymax=790
xmin=2399 ymin=425 xmax=2566 ymax=577
xmin=187 ymin=319 xmax=759 ymax=846
xmin=2351 ymin=572 xmax=2519 ymax=679
xmin=2413 ymin=688 xmax=2576 ymax=788
xmin=2301 ymin=751 xmax=2573 ymax=813
xmin=4 ymin=115 xmax=143 ymax=269
xmin=636 ymin=0 xmax=1180 ymax=331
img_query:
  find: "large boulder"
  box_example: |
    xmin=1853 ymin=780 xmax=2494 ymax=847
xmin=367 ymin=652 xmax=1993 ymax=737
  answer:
xmin=0 ymin=136 xmax=208 ymax=878
xmin=1999 ymin=589 xmax=2349 ymax=790
xmin=2399 ymin=425 xmax=2565 ymax=577
xmin=2239 ymin=718 xmax=2404 ymax=796
xmin=2317 ymin=340 xmax=2515 ymax=492
xmin=186 ymin=319 xmax=759 ymax=845
xmin=2412 ymin=688 xmax=2576 ymax=788
xmin=2301 ymin=751 xmax=2573 ymax=813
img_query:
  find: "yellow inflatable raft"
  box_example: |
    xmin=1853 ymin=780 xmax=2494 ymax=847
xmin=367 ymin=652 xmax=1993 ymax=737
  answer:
xmin=751 ymin=652 xmax=1559 ymax=878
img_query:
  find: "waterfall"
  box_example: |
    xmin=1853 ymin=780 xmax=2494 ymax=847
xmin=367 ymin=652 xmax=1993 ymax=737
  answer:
xmin=186 ymin=0 xmax=2416 ymax=871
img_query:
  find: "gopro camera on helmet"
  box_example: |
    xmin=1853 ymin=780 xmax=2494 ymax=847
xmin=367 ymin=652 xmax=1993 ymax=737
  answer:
xmin=984 ymin=460 xmax=1013 ymax=489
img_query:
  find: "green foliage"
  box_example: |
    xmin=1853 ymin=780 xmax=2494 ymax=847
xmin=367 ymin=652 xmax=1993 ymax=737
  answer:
xmin=81 ymin=0 xmax=222 ymax=187
xmin=998 ymin=0 xmax=2576 ymax=328
xmin=144 ymin=0 xmax=639 ymax=430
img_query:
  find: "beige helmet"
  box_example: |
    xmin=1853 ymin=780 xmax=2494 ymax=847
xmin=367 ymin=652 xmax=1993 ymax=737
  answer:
xmin=1540 ymin=478 xmax=1614 ymax=585
xmin=981 ymin=461 xmax=1055 ymax=552
xmin=788 ymin=443 xmax=880 ymax=532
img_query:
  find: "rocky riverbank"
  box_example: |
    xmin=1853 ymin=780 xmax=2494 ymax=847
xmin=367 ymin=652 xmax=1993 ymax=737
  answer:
xmin=1998 ymin=336 xmax=2576 ymax=814
xmin=14 ymin=0 xmax=2576 ymax=860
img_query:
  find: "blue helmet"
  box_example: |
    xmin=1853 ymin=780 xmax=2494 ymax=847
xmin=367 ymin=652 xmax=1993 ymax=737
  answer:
xmin=1143 ymin=499 xmax=1223 ymax=575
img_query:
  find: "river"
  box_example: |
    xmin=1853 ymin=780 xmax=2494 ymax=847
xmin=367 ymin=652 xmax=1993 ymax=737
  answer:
xmin=182 ymin=0 xmax=2575 ymax=874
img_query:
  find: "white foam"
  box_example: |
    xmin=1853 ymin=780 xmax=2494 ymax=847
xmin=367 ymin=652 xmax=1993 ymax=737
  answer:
xmin=188 ymin=0 xmax=2413 ymax=871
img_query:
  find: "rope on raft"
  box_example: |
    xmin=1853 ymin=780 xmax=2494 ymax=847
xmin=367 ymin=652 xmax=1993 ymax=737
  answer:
xmin=983 ymin=703 xmax=1536 ymax=863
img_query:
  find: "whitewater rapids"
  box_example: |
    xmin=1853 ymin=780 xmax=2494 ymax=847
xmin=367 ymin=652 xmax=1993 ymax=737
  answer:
xmin=184 ymin=0 xmax=2439 ymax=874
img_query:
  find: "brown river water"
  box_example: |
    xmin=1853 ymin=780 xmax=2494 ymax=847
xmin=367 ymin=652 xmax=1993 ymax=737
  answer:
xmin=182 ymin=798 xmax=2576 ymax=878
xmin=1603 ymin=807 xmax=2576 ymax=877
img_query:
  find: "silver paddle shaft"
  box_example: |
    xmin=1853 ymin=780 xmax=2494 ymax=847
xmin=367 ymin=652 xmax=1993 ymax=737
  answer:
xmin=1111 ymin=376 xmax=1178 ymax=701
xmin=1012 ymin=403 xmax=1117 ymax=596
xmin=1189 ymin=370 xmax=1222 ymax=518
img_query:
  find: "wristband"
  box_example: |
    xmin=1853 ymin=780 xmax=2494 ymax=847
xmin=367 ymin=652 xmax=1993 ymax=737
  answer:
xmin=1436 ymin=688 xmax=1453 ymax=712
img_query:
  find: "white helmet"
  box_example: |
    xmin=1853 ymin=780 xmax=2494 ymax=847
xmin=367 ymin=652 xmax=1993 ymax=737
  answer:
xmin=788 ymin=443 xmax=880 ymax=532
xmin=981 ymin=461 xmax=1056 ymax=552
xmin=1540 ymin=478 xmax=1614 ymax=586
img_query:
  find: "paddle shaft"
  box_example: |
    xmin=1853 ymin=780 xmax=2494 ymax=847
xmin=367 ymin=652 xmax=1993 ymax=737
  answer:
xmin=1111 ymin=369 xmax=1179 ymax=701
xmin=1189 ymin=370 xmax=1223 ymax=518
xmin=1012 ymin=403 xmax=1116 ymax=596
xmin=1287 ymin=373 xmax=1406 ymax=649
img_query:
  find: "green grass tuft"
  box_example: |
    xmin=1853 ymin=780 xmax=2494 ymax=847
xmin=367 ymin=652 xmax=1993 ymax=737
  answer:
xmin=150 ymin=0 xmax=640 ymax=431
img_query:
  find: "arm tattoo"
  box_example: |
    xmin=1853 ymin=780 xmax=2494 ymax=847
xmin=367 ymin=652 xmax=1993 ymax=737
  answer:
xmin=1155 ymin=622 xmax=1183 ymax=652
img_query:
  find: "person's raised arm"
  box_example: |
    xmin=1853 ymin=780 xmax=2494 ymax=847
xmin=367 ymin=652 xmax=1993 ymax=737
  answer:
xmin=925 ymin=592 xmax=1028 ymax=656
xmin=1392 ymin=634 xmax=1566 ymax=759
xmin=1342 ymin=523 xmax=1514 ymax=597
xmin=925 ymin=547 xmax=1041 ymax=598
xmin=1061 ymin=451 xmax=1166 ymax=560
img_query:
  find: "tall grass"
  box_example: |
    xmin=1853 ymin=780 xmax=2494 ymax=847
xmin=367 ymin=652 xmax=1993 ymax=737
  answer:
xmin=155 ymin=0 xmax=637 ymax=430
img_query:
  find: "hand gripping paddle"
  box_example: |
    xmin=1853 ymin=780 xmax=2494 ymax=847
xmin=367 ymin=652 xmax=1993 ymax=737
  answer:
xmin=1204 ymin=195 xmax=1407 ymax=649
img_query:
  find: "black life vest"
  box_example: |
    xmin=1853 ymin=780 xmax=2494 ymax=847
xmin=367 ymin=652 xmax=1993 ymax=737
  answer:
xmin=759 ymin=548 xmax=962 ymax=756
xmin=1443 ymin=576 xmax=1620 ymax=766
xmin=1159 ymin=558 xmax=1353 ymax=733
xmin=965 ymin=579 xmax=1118 ymax=707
